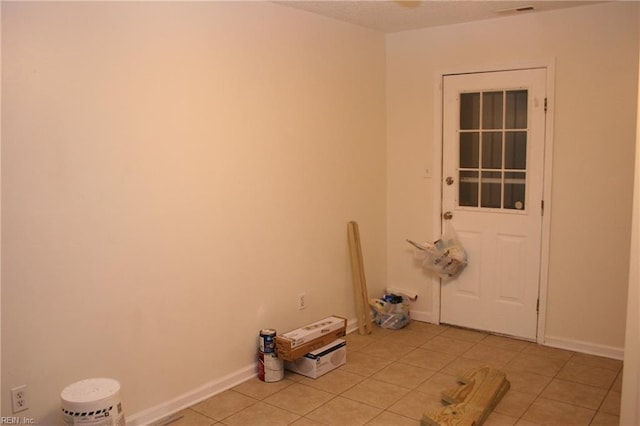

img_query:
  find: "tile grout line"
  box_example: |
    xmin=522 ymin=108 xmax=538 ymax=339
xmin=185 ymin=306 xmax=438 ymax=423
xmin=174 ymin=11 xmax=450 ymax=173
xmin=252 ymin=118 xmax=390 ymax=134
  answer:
xmin=180 ymin=324 xmax=623 ymax=425
xmin=519 ymin=350 xmax=575 ymax=424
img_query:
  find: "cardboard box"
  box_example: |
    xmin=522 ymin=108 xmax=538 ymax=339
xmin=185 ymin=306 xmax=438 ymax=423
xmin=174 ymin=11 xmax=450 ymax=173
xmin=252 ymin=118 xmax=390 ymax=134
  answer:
xmin=285 ymin=339 xmax=346 ymax=378
xmin=276 ymin=316 xmax=347 ymax=361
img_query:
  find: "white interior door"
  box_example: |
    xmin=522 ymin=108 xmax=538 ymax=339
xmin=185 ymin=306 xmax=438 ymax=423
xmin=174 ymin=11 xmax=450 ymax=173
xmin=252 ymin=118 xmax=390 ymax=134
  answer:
xmin=441 ymin=68 xmax=547 ymax=341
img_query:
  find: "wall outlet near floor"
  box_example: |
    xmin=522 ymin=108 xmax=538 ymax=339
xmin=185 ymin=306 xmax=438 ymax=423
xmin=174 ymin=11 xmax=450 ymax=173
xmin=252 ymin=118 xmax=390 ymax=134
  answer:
xmin=11 ymin=385 xmax=29 ymax=413
xmin=298 ymin=292 xmax=306 ymax=310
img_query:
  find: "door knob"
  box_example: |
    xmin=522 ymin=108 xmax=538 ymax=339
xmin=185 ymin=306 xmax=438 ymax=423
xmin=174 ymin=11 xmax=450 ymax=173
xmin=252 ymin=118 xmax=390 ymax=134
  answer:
xmin=446 ymin=176 xmax=454 ymax=185
xmin=443 ymin=211 xmax=453 ymax=220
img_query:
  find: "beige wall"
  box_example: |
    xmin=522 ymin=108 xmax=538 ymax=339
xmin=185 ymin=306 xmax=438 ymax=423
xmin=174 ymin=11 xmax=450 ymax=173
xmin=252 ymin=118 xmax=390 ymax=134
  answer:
xmin=4 ymin=0 xmax=639 ymax=422
xmin=386 ymin=2 xmax=638 ymax=352
xmin=1 ymin=2 xmax=386 ymax=422
xmin=620 ymin=7 xmax=640 ymax=423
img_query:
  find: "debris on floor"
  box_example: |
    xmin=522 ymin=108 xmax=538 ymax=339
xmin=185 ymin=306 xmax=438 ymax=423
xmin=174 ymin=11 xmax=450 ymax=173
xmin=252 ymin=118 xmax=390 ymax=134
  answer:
xmin=284 ymin=338 xmax=346 ymax=378
xmin=275 ymin=315 xmax=347 ymax=362
xmin=369 ymin=293 xmax=410 ymax=329
xmin=258 ymin=328 xmax=284 ymax=382
xmin=422 ymin=367 xmax=510 ymax=426
xmin=258 ymin=317 xmax=347 ymax=383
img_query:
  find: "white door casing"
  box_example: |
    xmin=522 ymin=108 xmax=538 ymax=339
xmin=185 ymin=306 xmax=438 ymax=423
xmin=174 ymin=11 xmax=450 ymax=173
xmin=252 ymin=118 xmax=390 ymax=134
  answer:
xmin=440 ymin=68 xmax=547 ymax=340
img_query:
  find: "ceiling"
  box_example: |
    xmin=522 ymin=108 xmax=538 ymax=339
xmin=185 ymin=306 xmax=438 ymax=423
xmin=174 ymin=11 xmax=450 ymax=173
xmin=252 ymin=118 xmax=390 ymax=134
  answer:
xmin=275 ymin=1 xmax=603 ymax=33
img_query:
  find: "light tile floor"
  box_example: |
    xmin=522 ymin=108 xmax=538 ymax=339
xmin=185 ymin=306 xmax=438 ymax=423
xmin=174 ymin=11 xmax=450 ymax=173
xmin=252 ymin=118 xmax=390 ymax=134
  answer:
xmin=166 ymin=322 xmax=623 ymax=425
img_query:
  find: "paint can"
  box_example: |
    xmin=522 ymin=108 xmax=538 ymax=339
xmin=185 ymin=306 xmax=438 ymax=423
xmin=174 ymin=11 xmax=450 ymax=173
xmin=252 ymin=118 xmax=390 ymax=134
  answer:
xmin=259 ymin=329 xmax=276 ymax=354
xmin=258 ymin=350 xmax=284 ymax=382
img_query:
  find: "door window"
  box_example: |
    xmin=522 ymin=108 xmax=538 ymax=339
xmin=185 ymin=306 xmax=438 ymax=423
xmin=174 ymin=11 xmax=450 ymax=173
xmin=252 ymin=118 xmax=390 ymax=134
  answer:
xmin=459 ymin=90 xmax=528 ymax=211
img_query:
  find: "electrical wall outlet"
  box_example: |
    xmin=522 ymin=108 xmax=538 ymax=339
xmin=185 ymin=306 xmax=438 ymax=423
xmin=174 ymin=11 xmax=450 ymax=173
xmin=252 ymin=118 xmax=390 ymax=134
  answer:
xmin=298 ymin=292 xmax=306 ymax=310
xmin=11 ymin=385 xmax=29 ymax=413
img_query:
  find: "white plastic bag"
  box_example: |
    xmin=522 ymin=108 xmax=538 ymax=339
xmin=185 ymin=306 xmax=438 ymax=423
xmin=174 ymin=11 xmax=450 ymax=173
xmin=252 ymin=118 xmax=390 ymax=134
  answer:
xmin=407 ymin=222 xmax=467 ymax=279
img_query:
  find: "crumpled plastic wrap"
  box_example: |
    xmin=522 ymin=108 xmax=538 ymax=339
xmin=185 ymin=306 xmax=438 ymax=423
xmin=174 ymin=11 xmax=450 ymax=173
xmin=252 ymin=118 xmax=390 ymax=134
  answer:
xmin=407 ymin=222 xmax=467 ymax=279
xmin=369 ymin=293 xmax=410 ymax=329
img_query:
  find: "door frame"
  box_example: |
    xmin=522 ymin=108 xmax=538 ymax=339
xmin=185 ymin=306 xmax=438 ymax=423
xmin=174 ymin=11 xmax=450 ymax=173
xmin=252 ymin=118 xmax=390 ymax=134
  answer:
xmin=431 ymin=59 xmax=556 ymax=344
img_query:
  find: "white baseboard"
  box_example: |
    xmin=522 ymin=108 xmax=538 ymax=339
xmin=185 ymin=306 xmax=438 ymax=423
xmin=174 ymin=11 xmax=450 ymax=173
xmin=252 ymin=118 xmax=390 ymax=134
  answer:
xmin=406 ymin=312 xmax=624 ymax=360
xmin=125 ymin=363 xmax=257 ymax=426
xmin=404 ymin=312 xmax=624 ymax=360
xmin=345 ymin=316 xmax=360 ymax=334
xmin=409 ymin=309 xmax=437 ymax=324
xmin=543 ymin=335 xmax=624 ymax=360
